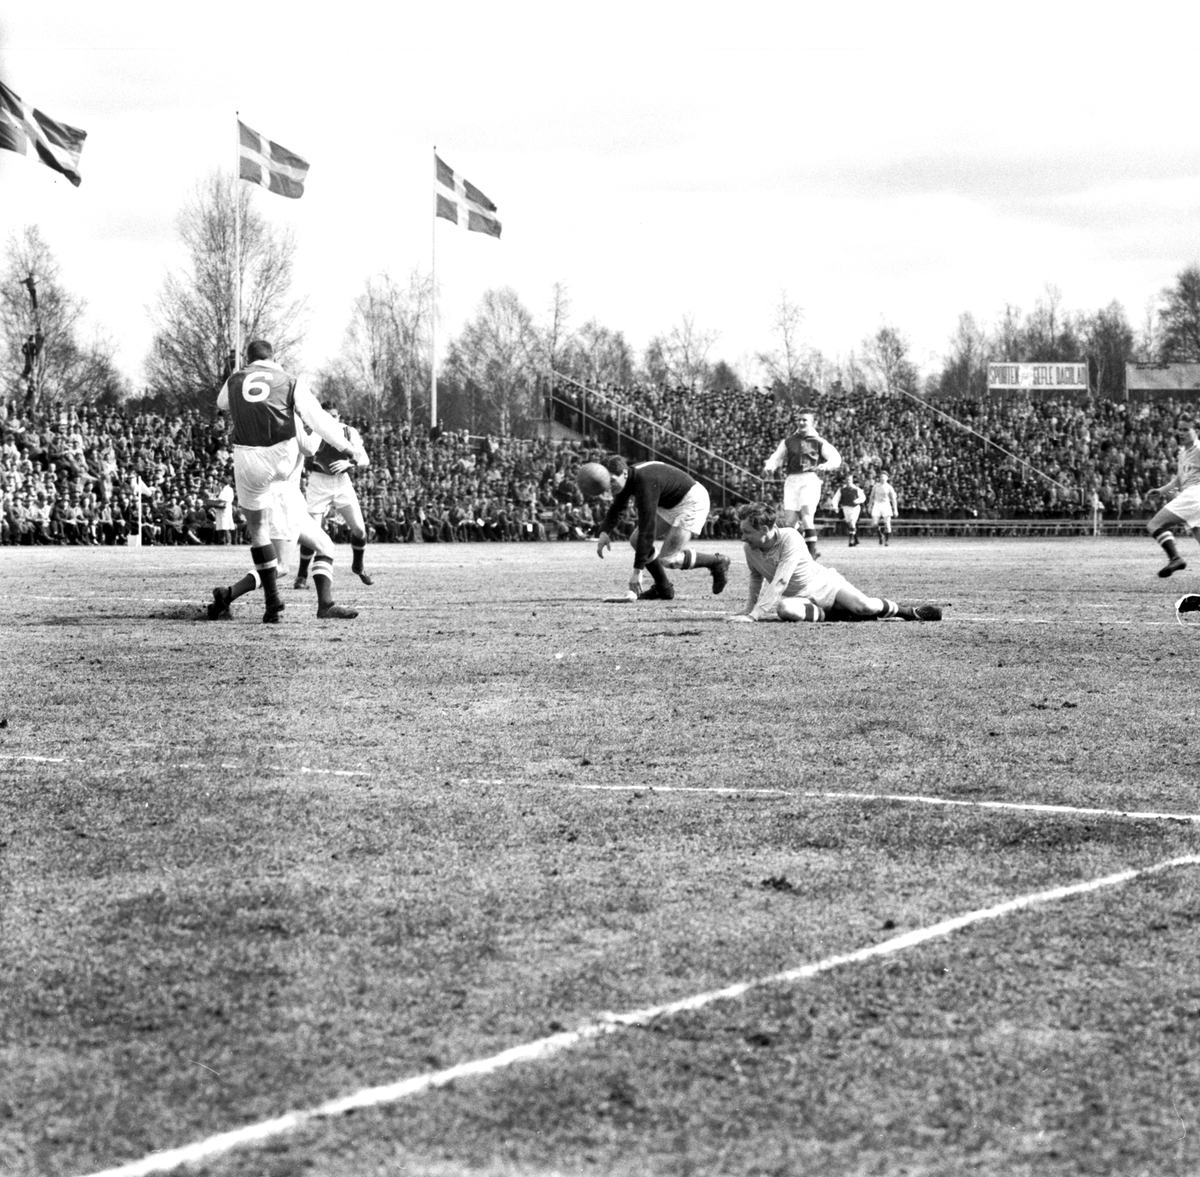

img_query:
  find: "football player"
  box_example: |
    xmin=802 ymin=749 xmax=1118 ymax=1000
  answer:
xmin=578 ymin=455 xmax=730 ymax=601
xmin=1147 ymin=417 xmax=1200 ymax=578
xmin=762 ymin=408 xmax=841 ymax=559
xmin=727 ymin=501 xmax=941 ymax=623
xmin=294 ymin=403 xmax=374 ymax=589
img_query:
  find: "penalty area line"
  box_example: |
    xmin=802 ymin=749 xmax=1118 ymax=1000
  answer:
xmin=554 ymin=782 xmax=1200 ymax=826
xmin=80 ymin=853 xmax=1200 ymax=1177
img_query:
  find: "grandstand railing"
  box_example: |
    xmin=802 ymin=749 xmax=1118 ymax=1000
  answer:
xmin=547 ymin=374 xmax=763 ymax=508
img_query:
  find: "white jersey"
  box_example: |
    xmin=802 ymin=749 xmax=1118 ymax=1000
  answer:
xmin=1168 ymin=443 xmax=1200 ymax=494
xmin=742 ymin=528 xmax=843 ymax=619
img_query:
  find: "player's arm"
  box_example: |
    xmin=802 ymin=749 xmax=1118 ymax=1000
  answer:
xmin=216 ymin=381 xmax=230 ymax=412
xmin=347 ymin=427 xmax=370 ymax=468
xmin=629 ymin=481 xmax=660 ymax=569
xmin=762 ymin=440 xmax=786 ymax=475
xmin=595 ymin=478 xmax=635 ymax=558
xmin=294 ymin=384 xmax=354 ymax=452
xmin=728 ymin=550 xmax=762 ymax=621
xmin=818 ymin=439 xmax=842 ymax=472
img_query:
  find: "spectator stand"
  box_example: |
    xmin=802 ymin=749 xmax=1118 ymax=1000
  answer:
xmin=548 ymin=373 xmax=763 ymax=509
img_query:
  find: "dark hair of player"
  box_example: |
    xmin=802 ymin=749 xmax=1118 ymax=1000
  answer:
xmin=245 ymin=340 xmax=273 ymax=362
xmin=737 ymin=501 xmax=776 ymax=530
xmin=602 ymin=455 xmax=629 ymax=478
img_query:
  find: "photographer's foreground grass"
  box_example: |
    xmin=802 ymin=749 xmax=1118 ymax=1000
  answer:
xmin=2 ymin=538 xmax=1199 ymax=1176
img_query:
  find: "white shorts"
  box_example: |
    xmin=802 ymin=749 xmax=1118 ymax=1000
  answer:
xmin=305 ymin=471 xmax=361 ymax=518
xmin=1166 ymin=484 xmax=1200 ymax=529
xmin=232 ymin=441 xmax=299 ymax=511
xmin=657 ymin=483 xmax=711 ymax=536
xmin=269 ymin=479 xmax=310 ymax=544
xmin=783 ymin=473 xmax=822 ymax=513
xmin=870 ymin=504 xmax=893 ymax=522
xmin=783 ymin=564 xmax=848 ymax=610
xmin=840 ymin=506 xmax=862 ymax=526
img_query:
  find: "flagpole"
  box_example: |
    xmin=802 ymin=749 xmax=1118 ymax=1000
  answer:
xmin=233 ymin=113 xmax=242 ymax=374
xmin=431 ymin=145 xmax=438 ymax=433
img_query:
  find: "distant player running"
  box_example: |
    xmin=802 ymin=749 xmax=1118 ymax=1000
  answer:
xmin=578 ymin=456 xmax=730 ymax=600
xmin=833 ymin=474 xmax=866 ymax=546
xmin=294 ymin=403 xmax=374 ymax=589
xmin=762 ymin=408 xmax=841 ymax=560
xmin=868 ymin=471 xmax=899 ymax=546
xmin=726 ymin=502 xmax=941 ymax=623
xmin=1147 ymin=417 xmax=1200 ymax=578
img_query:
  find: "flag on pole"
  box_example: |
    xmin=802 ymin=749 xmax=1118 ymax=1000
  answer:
xmin=435 ymin=155 xmax=501 ymax=238
xmin=0 ymin=81 xmax=87 ymax=187
xmin=238 ymin=120 xmax=309 ymax=198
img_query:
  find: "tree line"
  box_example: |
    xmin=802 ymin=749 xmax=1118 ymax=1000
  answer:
xmin=7 ymin=171 xmax=1200 ymax=433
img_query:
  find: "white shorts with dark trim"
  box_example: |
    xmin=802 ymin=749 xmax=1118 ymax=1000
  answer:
xmin=657 ymin=483 xmax=710 ymax=536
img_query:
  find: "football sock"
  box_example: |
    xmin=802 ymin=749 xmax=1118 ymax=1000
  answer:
xmin=351 ymin=538 xmax=366 ymax=573
xmin=297 ymin=547 xmax=314 ymax=579
xmin=1155 ymin=529 xmax=1181 ymax=560
xmin=803 ymin=528 xmax=819 ymax=555
xmin=229 ymin=571 xmax=260 ymax=602
xmin=646 ymin=557 xmax=672 ymax=590
xmin=878 ymin=599 xmax=900 ymax=618
xmin=251 ymin=543 xmax=280 ymax=607
xmin=312 ymin=554 xmax=335 ymax=607
xmin=680 ymin=550 xmax=720 ymax=570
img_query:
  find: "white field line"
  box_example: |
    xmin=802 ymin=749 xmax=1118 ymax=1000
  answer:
xmin=80 ymin=853 xmax=1200 ymax=1177
xmin=548 ymin=782 xmax=1200 ymax=826
xmin=0 ymin=754 xmax=369 ymax=777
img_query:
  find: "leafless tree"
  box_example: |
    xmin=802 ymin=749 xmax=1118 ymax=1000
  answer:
xmin=756 ymin=290 xmax=806 ymax=399
xmin=646 ymin=313 xmax=718 ymax=387
xmin=443 ymin=287 xmax=538 ymax=434
xmin=1 ymin=224 xmax=127 ymax=408
xmin=862 ymin=324 xmax=918 ymax=397
xmin=145 ymin=172 xmax=307 ymax=412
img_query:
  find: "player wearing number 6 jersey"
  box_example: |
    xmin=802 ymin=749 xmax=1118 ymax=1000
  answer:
xmin=214 ymin=339 xmax=357 ymax=622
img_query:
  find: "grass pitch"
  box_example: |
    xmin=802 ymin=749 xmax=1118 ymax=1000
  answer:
xmin=3 ymin=537 xmax=1200 ymax=1177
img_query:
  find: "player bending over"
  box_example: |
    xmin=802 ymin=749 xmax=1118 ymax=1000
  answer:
xmin=1147 ymin=417 xmax=1200 ymax=578
xmin=726 ymin=501 xmax=942 ymax=623
xmin=294 ymin=403 xmax=374 ymax=590
xmin=578 ymin=456 xmax=730 ymax=601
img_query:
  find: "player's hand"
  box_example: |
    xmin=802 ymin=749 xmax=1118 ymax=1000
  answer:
xmin=596 ymin=531 xmax=612 ymax=558
xmin=329 ymin=459 xmax=352 ymax=474
xmin=726 ymin=613 xmax=756 ymax=623
xmin=627 ymin=572 xmax=643 ymax=596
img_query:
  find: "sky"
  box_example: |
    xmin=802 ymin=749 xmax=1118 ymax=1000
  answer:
xmin=2 ymin=1 xmax=1200 ymax=393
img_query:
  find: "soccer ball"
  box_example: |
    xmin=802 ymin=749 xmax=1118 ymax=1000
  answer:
xmin=576 ymin=462 xmax=610 ymax=497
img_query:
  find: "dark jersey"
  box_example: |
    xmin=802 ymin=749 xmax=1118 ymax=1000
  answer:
xmin=836 ymin=485 xmax=865 ymax=508
xmin=225 ymin=362 xmax=297 ymax=448
xmin=599 ymin=461 xmax=697 ymax=570
xmin=782 ymin=432 xmax=828 ymax=476
xmin=307 ymin=425 xmax=353 ymax=475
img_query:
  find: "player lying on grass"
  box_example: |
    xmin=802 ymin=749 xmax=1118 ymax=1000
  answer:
xmin=207 ymin=442 xmax=357 ymax=622
xmin=1147 ymin=417 xmax=1200 ymax=578
xmin=578 ymin=455 xmax=730 ymax=601
xmin=726 ymin=501 xmax=942 ymax=623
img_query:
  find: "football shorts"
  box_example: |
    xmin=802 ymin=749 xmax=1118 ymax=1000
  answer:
xmin=1165 ymin=484 xmax=1200 ymax=529
xmin=305 ymin=471 xmax=362 ymax=518
xmin=782 ymin=472 xmax=822 ymax=513
xmin=783 ymin=564 xmax=848 ymax=610
xmin=656 ymin=483 xmax=711 ymax=536
xmin=870 ymin=503 xmax=894 ymax=521
xmin=232 ymin=440 xmax=300 ymax=511
xmin=269 ymin=479 xmax=310 ymax=543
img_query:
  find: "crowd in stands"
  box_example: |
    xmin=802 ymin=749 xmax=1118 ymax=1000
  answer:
xmin=0 ymin=382 xmax=1191 ymax=547
xmin=551 ymin=381 xmax=1188 ymax=520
